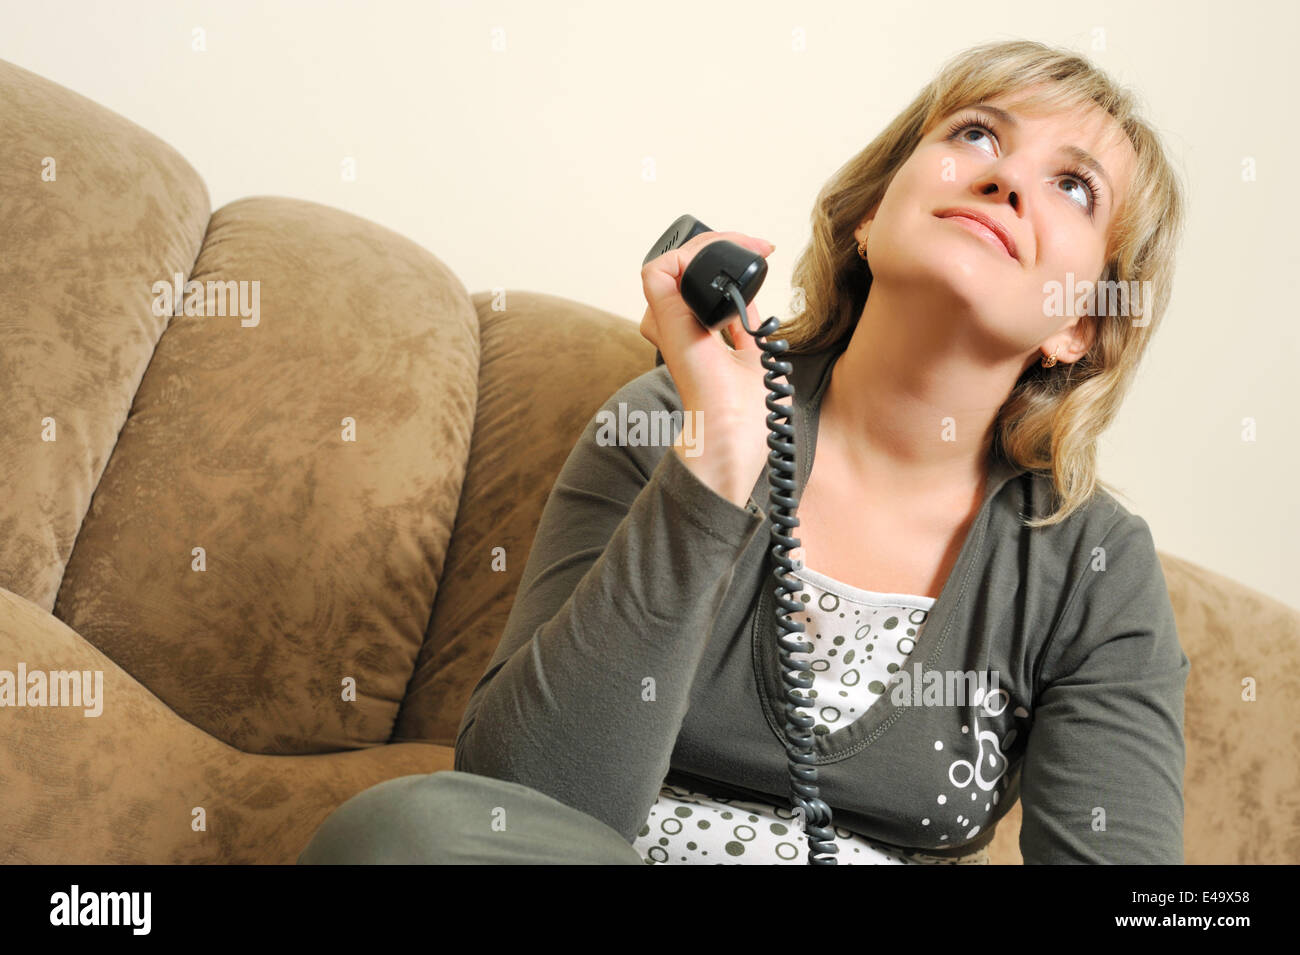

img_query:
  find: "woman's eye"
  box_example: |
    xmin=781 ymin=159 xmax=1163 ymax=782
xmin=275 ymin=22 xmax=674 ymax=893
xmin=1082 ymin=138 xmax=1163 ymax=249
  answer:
xmin=1058 ymin=178 xmax=1090 ymax=208
xmin=954 ymin=123 xmax=996 ymax=153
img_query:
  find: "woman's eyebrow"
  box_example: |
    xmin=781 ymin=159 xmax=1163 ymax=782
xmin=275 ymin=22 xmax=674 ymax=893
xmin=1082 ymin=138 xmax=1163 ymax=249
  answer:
xmin=962 ymin=102 xmax=1113 ymax=196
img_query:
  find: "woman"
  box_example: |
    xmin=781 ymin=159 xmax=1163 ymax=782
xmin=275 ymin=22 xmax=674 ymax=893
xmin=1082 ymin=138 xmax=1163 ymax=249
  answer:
xmin=299 ymin=38 xmax=1189 ymax=866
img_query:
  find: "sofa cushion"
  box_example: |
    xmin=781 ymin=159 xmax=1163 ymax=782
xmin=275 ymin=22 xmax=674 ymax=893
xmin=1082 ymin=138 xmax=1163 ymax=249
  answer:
xmin=0 ymin=57 xmax=210 ymax=611
xmin=392 ymin=291 xmax=653 ymax=746
xmin=54 ymin=196 xmax=479 ymax=753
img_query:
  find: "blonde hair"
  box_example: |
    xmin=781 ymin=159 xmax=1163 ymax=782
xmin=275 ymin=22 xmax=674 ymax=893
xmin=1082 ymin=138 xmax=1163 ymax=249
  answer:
xmin=779 ymin=39 xmax=1187 ymax=527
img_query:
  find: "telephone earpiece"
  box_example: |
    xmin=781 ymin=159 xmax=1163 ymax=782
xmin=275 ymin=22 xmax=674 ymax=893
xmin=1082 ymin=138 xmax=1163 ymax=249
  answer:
xmin=643 ymin=214 xmax=768 ymax=330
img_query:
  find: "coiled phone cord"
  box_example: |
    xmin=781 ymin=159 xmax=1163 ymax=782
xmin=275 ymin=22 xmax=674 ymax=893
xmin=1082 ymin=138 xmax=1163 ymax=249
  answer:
xmin=724 ymin=283 xmax=839 ymax=865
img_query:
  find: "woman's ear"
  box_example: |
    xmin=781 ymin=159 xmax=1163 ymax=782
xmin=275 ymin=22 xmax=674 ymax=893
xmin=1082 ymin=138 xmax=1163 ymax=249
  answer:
xmin=854 ymin=208 xmax=879 ymax=245
xmin=1069 ymin=315 xmax=1098 ymax=361
xmin=1049 ymin=316 xmax=1097 ymax=365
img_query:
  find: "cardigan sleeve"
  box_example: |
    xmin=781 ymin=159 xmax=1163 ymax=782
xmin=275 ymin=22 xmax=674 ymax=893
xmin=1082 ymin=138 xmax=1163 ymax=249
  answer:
xmin=453 ymin=374 xmax=767 ymax=843
xmin=1018 ymin=514 xmax=1190 ymax=864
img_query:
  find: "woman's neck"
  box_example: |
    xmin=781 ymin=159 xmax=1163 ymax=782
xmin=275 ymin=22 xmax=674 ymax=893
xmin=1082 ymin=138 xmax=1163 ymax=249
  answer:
xmin=819 ymin=282 xmax=1018 ymax=502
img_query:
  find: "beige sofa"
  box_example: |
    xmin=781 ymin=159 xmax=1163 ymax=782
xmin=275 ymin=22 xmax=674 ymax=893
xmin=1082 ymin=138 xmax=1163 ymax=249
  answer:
xmin=1 ymin=57 xmax=1296 ymax=865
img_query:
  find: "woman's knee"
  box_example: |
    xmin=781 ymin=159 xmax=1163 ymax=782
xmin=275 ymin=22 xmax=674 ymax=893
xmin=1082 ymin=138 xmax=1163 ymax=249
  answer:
xmin=297 ymin=771 xmax=470 ymax=864
xmin=296 ymin=770 xmax=644 ymax=865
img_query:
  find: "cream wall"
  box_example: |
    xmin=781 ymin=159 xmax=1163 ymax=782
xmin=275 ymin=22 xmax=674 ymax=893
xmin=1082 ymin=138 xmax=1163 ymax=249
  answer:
xmin=2 ymin=0 xmax=1296 ymax=609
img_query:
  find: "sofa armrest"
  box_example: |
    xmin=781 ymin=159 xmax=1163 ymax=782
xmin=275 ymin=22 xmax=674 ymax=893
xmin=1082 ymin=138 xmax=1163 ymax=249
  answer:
xmin=0 ymin=587 xmax=451 ymax=863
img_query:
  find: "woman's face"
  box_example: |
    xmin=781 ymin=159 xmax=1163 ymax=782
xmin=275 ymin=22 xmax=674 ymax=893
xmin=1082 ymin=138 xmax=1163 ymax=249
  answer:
xmin=856 ymin=87 xmax=1136 ymax=366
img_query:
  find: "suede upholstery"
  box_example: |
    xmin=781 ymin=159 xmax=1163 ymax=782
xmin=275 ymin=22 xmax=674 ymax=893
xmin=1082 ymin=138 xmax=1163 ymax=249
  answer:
xmin=1 ymin=57 xmax=1296 ymax=864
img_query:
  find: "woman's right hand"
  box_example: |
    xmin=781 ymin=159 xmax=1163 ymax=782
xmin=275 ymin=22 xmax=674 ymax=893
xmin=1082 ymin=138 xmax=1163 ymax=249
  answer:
xmin=639 ymin=231 xmax=779 ymax=510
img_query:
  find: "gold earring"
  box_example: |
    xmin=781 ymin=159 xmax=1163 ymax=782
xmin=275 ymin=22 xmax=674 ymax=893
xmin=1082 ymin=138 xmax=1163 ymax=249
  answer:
xmin=857 ymin=236 xmax=869 ymax=260
xmin=1041 ymin=346 xmax=1060 ymax=368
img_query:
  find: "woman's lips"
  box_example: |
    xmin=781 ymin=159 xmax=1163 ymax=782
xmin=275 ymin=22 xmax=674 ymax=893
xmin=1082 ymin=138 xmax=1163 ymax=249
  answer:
xmin=939 ymin=213 xmax=1016 ymax=260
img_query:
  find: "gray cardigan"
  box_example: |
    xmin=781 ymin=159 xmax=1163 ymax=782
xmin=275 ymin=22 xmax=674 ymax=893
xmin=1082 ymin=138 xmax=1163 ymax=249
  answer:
xmin=454 ymin=342 xmax=1189 ymax=864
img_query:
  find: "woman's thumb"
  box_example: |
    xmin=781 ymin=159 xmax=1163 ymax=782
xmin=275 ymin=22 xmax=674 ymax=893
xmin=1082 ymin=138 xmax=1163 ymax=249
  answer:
xmin=728 ymin=316 xmax=750 ymax=351
xmin=727 ymin=315 xmax=765 ymax=372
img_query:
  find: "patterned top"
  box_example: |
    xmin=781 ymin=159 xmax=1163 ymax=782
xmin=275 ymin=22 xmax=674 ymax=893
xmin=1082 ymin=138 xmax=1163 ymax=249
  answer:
xmin=632 ymin=563 xmax=989 ymax=865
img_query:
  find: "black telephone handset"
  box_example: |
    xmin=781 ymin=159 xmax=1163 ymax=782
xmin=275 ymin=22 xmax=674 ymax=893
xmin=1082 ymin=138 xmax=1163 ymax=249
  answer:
xmin=643 ymin=214 xmax=769 ymax=329
xmin=643 ymin=215 xmax=839 ymax=865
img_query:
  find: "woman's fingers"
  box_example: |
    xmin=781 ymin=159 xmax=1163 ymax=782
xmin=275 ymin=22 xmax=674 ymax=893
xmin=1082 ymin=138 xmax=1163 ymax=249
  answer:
xmin=643 ymin=231 xmax=771 ymax=289
xmin=639 ymin=310 xmax=656 ymax=348
xmin=641 ymin=230 xmax=775 ymax=359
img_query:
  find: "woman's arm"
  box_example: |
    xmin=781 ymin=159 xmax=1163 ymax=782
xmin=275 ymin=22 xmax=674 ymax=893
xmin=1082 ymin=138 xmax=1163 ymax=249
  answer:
xmin=454 ymin=373 xmax=766 ymax=843
xmin=1018 ymin=514 xmax=1190 ymax=864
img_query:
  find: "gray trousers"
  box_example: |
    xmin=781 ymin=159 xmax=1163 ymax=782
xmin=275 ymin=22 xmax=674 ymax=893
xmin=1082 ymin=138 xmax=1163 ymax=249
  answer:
xmin=296 ymin=770 xmax=646 ymax=865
